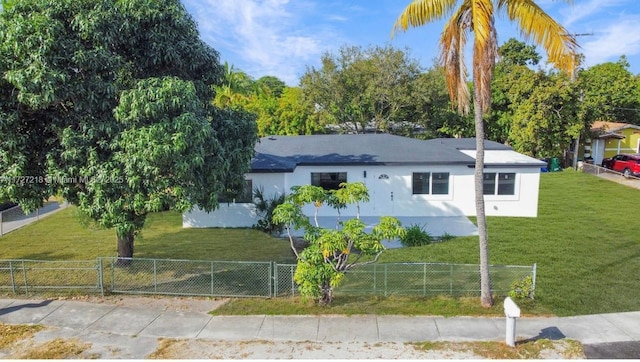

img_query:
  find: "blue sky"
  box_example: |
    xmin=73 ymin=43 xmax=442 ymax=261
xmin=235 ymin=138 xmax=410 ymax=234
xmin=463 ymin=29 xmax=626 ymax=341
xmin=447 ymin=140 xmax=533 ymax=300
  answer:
xmin=182 ymin=0 xmax=640 ymax=86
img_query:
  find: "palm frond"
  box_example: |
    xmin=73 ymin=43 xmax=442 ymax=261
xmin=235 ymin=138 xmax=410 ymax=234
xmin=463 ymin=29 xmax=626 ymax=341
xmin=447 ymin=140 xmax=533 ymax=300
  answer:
xmin=392 ymin=0 xmax=459 ymax=36
xmin=469 ymin=0 xmax=494 ymax=46
xmin=440 ymin=5 xmax=472 ymax=114
xmin=498 ymin=0 xmax=579 ymax=73
xmin=472 ymin=16 xmax=498 ymax=113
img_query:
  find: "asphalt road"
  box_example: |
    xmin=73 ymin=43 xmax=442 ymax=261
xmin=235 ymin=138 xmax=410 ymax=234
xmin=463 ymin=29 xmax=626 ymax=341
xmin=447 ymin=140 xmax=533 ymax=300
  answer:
xmin=583 ymin=341 xmax=640 ymax=359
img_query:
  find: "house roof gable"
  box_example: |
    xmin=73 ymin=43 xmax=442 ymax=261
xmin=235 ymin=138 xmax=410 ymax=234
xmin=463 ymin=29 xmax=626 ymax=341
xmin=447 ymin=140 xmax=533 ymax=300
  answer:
xmin=591 ymin=121 xmax=640 ymax=133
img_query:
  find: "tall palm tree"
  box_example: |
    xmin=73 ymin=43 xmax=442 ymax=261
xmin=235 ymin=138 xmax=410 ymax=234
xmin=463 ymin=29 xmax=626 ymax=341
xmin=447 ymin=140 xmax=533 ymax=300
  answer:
xmin=393 ymin=0 xmax=578 ymax=307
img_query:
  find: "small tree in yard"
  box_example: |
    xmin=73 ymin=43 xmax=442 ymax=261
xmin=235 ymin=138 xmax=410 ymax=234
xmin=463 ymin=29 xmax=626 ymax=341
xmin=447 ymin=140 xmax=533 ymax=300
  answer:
xmin=272 ymin=182 xmax=404 ymax=305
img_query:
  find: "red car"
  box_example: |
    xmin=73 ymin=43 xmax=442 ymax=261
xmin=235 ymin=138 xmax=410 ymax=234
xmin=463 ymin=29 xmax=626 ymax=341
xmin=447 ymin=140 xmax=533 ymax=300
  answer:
xmin=601 ymin=153 xmax=640 ymax=178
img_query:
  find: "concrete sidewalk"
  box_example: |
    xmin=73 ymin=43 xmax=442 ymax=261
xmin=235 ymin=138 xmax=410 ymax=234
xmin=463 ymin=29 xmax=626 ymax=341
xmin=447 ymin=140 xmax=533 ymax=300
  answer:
xmin=1 ymin=297 xmax=639 ymax=358
xmin=0 ymin=200 xmax=69 ymax=236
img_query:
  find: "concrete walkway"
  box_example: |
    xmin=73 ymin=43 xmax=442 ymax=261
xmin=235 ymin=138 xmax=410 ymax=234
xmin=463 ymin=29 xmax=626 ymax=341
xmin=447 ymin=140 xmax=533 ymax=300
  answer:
xmin=0 ymin=200 xmax=69 ymax=236
xmin=1 ymin=297 xmax=639 ymax=358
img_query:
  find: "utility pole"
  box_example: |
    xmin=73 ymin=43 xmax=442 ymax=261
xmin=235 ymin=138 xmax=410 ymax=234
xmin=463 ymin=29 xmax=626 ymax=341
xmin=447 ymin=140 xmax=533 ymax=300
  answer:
xmin=571 ymin=32 xmax=594 ymax=170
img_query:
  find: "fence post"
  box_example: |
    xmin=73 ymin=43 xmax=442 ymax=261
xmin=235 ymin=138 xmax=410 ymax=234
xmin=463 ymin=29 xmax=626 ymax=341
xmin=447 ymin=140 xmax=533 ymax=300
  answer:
xmin=9 ymin=260 xmax=16 ymax=294
xmin=270 ymin=262 xmax=275 ymax=298
xmin=450 ymin=265 xmax=454 ymax=295
xmin=153 ymin=259 xmax=157 ymax=293
xmin=211 ymin=261 xmax=214 ymax=296
xmin=111 ymin=258 xmax=115 ymax=291
xmin=290 ymin=265 xmax=295 ymax=298
xmin=423 ymin=263 xmax=427 ymax=296
xmin=98 ymin=258 xmax=104 ymax=297
xmin=531 ymin=263 xmax=537 ymax=299
xmin=373 ymin=264 xmax=377 ymax=295
xmin=1 ymin=209 xmax=3 ymax=236
xmin=22 ymin=260 xmax=28 ymax=294
xmin=384 ymin=264 xmax=388 ymax=297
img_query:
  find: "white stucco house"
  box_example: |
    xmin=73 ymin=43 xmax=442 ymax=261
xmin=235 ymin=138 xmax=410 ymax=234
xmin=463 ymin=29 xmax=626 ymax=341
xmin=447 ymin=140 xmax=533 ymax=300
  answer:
xmin=183 ymin=134 xmax=546 ymax=240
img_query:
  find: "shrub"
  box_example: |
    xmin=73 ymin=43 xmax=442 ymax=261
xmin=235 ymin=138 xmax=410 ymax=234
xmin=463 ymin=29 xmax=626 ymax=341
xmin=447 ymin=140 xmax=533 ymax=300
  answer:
xmin=400 ymin=224 xmax=433 ymax=247
xmin=438 ymin=232 xmax=456 ymax=242
xmin=252 ymin=187 xmax=285 ymax=235
xmin=509 ymin=275 xmax=534 ymax=299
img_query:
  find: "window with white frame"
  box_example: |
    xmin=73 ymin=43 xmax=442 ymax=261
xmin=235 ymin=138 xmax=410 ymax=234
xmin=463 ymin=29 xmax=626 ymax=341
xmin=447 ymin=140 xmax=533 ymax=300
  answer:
xmin=412 ymin=172 xmax=449 ymax=195
xmin=483 ymin=172 xmax=516 ymax=195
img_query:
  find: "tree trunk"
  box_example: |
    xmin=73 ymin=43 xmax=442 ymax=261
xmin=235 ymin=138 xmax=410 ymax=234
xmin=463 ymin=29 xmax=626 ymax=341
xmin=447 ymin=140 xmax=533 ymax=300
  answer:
xmin=572 ymin=137 xmax=580 ymax=170
xmin=319 ymin=281 xmax=334 ymax=305
xmin=474 ymin=88 xmax=494 ymax=308
xmin=116 ymin=230 xmax=135 ymax=266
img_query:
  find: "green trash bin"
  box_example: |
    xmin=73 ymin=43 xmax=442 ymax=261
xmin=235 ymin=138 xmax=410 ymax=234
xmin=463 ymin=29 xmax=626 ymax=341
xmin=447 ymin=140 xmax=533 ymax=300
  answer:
xmin=549 ymin=157 xmax=561 ymax=172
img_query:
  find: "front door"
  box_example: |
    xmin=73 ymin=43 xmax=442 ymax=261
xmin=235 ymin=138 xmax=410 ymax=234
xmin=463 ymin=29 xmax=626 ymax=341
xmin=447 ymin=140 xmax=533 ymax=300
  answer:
xmin=373 ymin=172 xmax=395 ymax=214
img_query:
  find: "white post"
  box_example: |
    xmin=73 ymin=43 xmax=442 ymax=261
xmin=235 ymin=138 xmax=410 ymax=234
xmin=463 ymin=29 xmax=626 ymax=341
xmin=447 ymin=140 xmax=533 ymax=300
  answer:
xmin=504 ymin=297 xmax=521 ymax=347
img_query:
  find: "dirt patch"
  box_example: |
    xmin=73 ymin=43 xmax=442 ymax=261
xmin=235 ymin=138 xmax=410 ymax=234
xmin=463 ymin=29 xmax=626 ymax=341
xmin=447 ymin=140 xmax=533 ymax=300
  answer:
xmin=147 ymin=339 xmax=483 ymax=359
xmin=413 ymin=339 xmax=585 ymax=359
xmin=0 ymin=324 xmax=95 ymax=359
xmin=0 ymin=323 xmax=43 ymax=350
xmin=9 ymin=338 xmax=95 ymax=359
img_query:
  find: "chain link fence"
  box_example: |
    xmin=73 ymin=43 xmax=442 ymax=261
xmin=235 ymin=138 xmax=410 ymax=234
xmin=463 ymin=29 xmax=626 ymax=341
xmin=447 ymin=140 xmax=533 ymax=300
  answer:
xmin=582 ymin=162 xmax=640 ymax=180
xmin=0 ymin=258 xmax=536 ymax=299
xmin=102 ymin=258 xmax=273 ymax=297
xmin=0 ymin=259 xmax=102 ymax=294
xmin=581 ymin=162 xmax=611 ymax=177
xmin=274 ymin=262 xmax=535 ymax=298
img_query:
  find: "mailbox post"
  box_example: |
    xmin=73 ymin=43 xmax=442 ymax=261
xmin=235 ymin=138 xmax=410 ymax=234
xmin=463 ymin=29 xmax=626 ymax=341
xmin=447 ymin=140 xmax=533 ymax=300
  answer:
xmin=504 ymin=297 xmax=521 ymax=347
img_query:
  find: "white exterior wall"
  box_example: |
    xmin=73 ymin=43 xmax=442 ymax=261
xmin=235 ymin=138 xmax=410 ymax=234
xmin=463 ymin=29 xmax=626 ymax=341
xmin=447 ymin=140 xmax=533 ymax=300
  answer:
xmin=183 ymin=164 xmax=542 ymax=228
xmin=481 ymin=168 xmax=541 ymax=217
xmin=182 ymin=173 xmax=285 ymax=228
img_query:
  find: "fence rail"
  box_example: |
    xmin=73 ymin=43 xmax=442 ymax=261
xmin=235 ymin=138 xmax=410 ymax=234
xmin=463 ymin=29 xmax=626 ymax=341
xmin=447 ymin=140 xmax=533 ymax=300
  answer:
xmin=0 ymin=258 xmax=536 ymax=299
xmin=582 ymin=162 xmax=640 ymax=180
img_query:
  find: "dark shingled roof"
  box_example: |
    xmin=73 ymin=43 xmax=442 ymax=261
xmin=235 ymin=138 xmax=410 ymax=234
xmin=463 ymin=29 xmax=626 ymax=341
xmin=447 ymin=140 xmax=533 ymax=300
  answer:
xmin=250 ymin=134 xmax=514 ymax=172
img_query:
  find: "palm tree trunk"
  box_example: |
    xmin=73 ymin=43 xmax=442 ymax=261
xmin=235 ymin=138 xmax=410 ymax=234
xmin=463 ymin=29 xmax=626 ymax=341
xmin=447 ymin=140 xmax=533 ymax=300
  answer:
xmin=473 ymin=87 xmax=494 ymax=308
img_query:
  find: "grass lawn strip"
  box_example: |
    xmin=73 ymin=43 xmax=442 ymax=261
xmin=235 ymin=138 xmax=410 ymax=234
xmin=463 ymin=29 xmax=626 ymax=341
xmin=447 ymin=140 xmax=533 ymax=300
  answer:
xmin=1 ymin=171 xmax=639 ymax=316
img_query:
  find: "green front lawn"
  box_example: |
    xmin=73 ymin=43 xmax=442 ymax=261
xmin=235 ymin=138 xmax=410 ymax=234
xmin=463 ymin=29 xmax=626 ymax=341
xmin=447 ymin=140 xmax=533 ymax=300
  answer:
xmin=1 ymin=171 xmax=639 ymax=316
xmin=0 ymin=207 xmax=295 ymax=263
xmin=380 ymin=171 xmax=640 ymax=316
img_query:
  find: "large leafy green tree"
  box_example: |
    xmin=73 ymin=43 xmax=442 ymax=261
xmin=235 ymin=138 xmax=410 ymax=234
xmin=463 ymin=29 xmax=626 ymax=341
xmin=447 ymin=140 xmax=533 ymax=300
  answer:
xmin=0 ymin=0 xmax=257 ymax=259
xmin=273 ymin=87 xmax=324 ymax=136
xmin=300 ymin=44 xmax=427 ymax=134
xmin=415 ymin=66 xmax=474 ymax=138
xmin=508 ymin=71 xmax=580 ymax=158
xmin=498 ymin=37 xmax=541 ymax=66
xmin=394 ymin=0 xmax=577 ymax=307
xmin=577 ymin=56 xmax=640 ymax=125
xmin=487 ymin=39 xmax=542 ymax=143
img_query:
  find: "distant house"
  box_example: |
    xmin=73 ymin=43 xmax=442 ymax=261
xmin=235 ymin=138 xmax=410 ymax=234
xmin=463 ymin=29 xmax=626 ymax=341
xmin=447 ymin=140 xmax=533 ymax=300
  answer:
xmin=582 ymin=121 xmax=640 ymax=165
xmin=183 ymin=134 xmax=546 ymax=240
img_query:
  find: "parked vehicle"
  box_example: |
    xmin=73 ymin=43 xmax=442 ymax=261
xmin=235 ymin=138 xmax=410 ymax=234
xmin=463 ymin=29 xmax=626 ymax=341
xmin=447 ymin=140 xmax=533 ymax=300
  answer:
xmin=601 ymin=153 xmax=640 ymax=178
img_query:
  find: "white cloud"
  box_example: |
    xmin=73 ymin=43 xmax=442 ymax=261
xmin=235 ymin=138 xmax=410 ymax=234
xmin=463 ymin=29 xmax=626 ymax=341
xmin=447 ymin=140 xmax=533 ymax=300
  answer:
xmin=581 ymin=15 xmax=640 ymax=67
xmin=183 ymin=0 xmax=333 ymax=85
xmin=558 ymin=0 xmax=625 ymax=28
